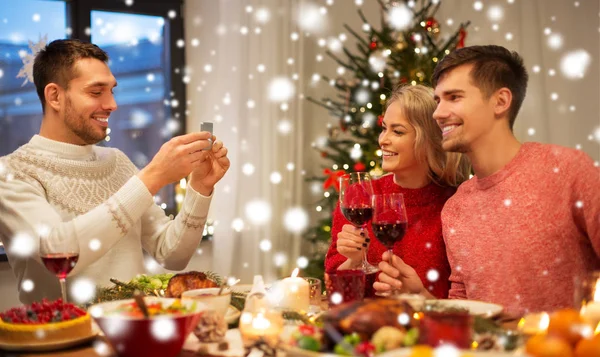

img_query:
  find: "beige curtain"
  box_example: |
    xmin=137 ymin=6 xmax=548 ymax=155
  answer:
xmin=184 ymin=0 xmax=308 ymax=283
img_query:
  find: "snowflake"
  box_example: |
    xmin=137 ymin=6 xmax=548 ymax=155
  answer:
xmin=151 ymin=317 xmax=177 ymax=341
xmin=10 ymin=233 xmax=36 ymax=258
xmin=284 ymin=207 xmax=309 ymax=233
xmin=330 ymin=292 xmax=343 ymax=304
xmin=89 ymin=239 xmax=101 ymax=251
xmin=231 ymin=218 xmax=244 ymax=232
xmin=21 ymin=279 xmax=34 ymax=292
xmin=71 ymin=278 xmax=96 ymax=304
xmin=297 ymin=256 xmax=309 ymax=268
xmin=93 ymin=340 xmax=111 ymax=356
xmin=259 ymin=239 xmax=272 ymax=252
xmin=17 ymin=34 xmax=48 ymax=86
xmin=434 ymin=344 xmax=460 ymax=357
xmin=427 ymin=269 xmax=440 ymax=282
xmin=397 ymin=312 xmax=410 ymax=325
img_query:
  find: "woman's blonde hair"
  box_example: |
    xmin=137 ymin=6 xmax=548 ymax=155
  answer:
xmin=385 ymin=84 xmax=470 ymax=187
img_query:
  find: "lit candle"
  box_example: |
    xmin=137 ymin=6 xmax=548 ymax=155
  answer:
xmin=581 ymin=278 xmax=600 ymax=328
xmin=239 ymin=309 xmax=283 ymax=347
xmin=278 ymin=268 xmax=310 ymax=312
xmin=518 ymin=312 xmax=549 ymax=335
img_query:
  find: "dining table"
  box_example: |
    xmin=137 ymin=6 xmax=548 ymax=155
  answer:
xmin=3 ymin=311 xmax=522 ymax=357
xmin=3 ymin=283 xmax=529 ymax=357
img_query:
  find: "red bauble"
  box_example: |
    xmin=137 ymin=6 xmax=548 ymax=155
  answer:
xmin=425 ymin=17 xmax=439 ymax=31
xmin=377 ymin=115 xmax=384 ymax=127
xmin=354 ymin=162 xmax=366 ymax=172
xmin=369 ymin=41 xmax=377 ymax=50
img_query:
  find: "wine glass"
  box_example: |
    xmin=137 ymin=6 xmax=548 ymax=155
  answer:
xmin=339 ymin=172 xmax=378 ymax=277
xmin=371 ymin=193 xmax=408 ymax=294
xmin=39 ymin=235 xmax=80 ymax=302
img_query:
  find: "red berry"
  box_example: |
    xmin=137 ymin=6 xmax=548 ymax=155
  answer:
xmin=355 ymin=342 xmax=376 ymax=357
xmin=298 ymin=325 xmax=317 ymax=336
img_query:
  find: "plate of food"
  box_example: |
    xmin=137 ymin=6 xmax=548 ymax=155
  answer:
xmin=425 ymin=300 xmax=504 ymax=318
xmin=284 ymin=298 xmax=522 ymax=357
xmin=0 ymin=298 xmax=99 ymax=352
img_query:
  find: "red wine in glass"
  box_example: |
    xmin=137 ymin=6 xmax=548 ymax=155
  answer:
xmin=339 ymin=172 xmax=379 ymax=276
xmin=371 ymin=193 xmax=408 ymax=295
xmin=340 ymin=207 xmax=373 ymax=226
xmin=41 ymin=253 xmax=79 ymax=280
xmin=39 ymin=235 xmax=80 ymax=303
xmin=371 ymin=222 xmax=408 ymax=249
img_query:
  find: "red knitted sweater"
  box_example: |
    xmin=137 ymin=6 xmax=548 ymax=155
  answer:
xmin=443 ymin=143 xmax=600 ymax=315
xmin=325 ymin=174 xmax=457 ymax=298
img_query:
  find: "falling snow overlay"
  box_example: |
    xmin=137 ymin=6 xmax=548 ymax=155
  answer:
xmin=0 ymin=0 xmax=598 ymax=307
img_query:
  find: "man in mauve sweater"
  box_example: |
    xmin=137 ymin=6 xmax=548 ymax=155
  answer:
xmin=375 ymin=45 xmax=599 ymax=315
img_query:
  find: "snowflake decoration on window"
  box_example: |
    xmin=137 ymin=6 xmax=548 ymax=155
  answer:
xmin=17 ymin=34 xmax=48 ymax=86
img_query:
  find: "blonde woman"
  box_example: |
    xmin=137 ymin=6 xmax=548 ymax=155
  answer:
xmin=325 ymin=84 xmax=470 ymax=298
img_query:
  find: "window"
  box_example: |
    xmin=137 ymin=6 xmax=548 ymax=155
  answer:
xmin=0 ymin=0 xmax=186 ymax=214
xmin=0 ymin=0 xmax=67 ymax=154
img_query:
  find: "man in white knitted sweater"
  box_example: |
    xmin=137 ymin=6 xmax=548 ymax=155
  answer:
xmin=0 ymin=39 xmax=231 ymax=304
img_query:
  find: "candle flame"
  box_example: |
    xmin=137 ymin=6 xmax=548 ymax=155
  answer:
xmin=517 ymin=318 xmax=525 ymax=330
xmin=291 ymin=268 xmax=299 ymax=278
xmin=594 ymin=278 xmax=600 ymax=302
xmin=252 ymin=312 xmax=271 ymax=330
xmin=595 ymin=322 xmax=600 ymax=335
xmin=539 ymin=312 xmax=550 ymax=331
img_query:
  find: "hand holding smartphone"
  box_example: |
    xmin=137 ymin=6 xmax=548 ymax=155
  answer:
xmin=200 ymin=122 xmax=213 ymax=150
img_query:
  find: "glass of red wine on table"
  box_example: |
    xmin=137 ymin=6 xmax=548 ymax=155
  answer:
xmin=338 ymin=172 xmax=378 ymax=297
xmin=371 ymin=193 xmax=408 ymax=296
xmin=39 ymin=234 xmax=80 ymax=302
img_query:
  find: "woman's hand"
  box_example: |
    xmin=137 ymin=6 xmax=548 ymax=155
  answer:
xmin=374 ymin=251 xmax=434 ymax=298
xmin=336 ymin=224 xmax=369 ymax=267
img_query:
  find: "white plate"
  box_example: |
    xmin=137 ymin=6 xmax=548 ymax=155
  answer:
xmin=426 ymin=299 xmax=504 ymax=318
xmin=0 ymin=328 xmax=98 ymax=352
xmin=225 ymin=305 xmax=241 ymax=324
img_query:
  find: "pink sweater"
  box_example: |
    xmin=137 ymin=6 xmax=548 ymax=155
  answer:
xmin=442 ymin=143 xmax=600 ymax=315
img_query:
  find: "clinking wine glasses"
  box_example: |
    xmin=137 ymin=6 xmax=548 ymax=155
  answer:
xmin=371 ymin=193 xmax=408 ymax=294
xmin=339 ymin=172 xmax=378 ymax=297
xmin=39 ymin=234 xmax=80 ymax=302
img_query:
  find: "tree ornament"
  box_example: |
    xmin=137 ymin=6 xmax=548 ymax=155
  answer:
xmin=354 ymin=162 xmax=367 ymax=172
xmin=377 ymin=115 xmax=384 ymax=127
xmin=457 ymin=28 xmax=467 ymax=48
xmin=425 ymin=17 xmax=440 ymax=38
xmin=328 ymin=126 xmax=340 ymax=139
xmin=323 ymin=169 xmax=346 ymax=191
xmin=369 ymin=40 xmax=378 ymax=50
xmin=395 ymin=37 xmax=407 ymax=51
xmin=369 ymin=166 xmax=384 ymax=178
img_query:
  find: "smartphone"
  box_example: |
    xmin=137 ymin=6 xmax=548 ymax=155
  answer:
xmin=200 ymin=122 xmax=213 ymax=150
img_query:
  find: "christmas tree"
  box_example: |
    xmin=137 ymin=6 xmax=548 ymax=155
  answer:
xmin=302 ymin=0 xmax=469 ymax=280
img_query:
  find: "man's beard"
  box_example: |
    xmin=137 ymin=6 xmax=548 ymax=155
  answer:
xmin=64 ymin=97 xmax=107 ymax=145
xmin=442 ymin=136 xmax=469 ymax=153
